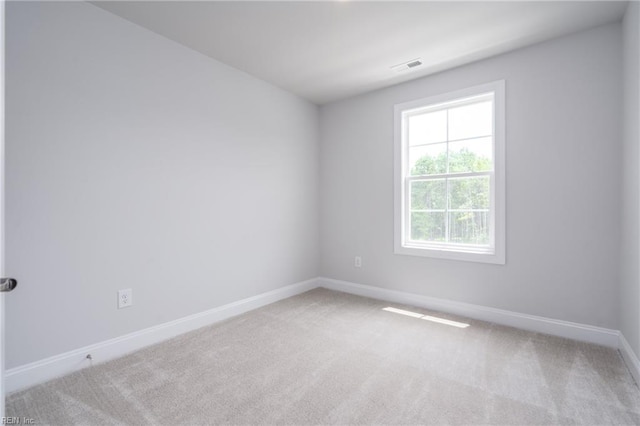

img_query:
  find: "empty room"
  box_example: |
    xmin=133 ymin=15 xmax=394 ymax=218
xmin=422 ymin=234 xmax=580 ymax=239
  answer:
xmin=2 ymin=0 xmax=640 ymax=424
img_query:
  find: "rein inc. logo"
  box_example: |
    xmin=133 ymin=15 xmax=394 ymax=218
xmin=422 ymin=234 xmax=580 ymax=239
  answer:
xmin=2 ymin=418 xmax=35 ymax=425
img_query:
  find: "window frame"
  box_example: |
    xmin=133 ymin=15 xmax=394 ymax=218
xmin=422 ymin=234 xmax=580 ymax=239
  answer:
xmin=393 ymin=80 xmax=506 ymax=264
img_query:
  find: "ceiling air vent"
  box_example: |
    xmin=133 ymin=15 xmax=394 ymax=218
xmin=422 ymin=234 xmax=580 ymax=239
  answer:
xmin=391 ymin=58 xmax=423 ymax=74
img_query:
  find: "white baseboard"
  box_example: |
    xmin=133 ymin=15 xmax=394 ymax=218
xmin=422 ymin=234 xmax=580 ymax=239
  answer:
xmin=318 ymin=277 xmax=620 ymax=348
xmin=5 ymin=278 xmax=318 ymax=393
xmin=5 ymin=276 xmax=627 ymax=393
xmin=619 ymin=333 xmax=640 ymax=385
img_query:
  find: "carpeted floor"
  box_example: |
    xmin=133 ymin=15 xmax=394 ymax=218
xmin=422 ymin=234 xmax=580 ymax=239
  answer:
xmin=6 ymin=288 xmax=640 ymax=425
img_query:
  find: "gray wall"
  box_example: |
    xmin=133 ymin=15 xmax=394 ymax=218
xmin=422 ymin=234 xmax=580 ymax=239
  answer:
xmin=5 ymin=2 xmax=319 ymax=368
xmin=5 ymin=1 xmax=633 ymax=371
xmin=320 ymin=23 xmax=623 ymax=329
xmin=620 ymin=2 xmax=640 ymax=355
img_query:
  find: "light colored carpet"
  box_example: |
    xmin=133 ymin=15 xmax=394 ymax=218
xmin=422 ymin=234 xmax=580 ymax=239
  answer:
xmin=6 ymin=288 xmax=640 ymax=425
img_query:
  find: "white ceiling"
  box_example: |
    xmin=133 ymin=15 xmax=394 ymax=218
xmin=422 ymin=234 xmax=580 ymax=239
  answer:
xmin=93 ymin=1 xmax=628 ymax=105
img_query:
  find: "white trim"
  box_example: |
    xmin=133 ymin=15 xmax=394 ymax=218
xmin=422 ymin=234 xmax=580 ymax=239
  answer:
xmin=1 ymin=0 xmax=6 ymax=417
xmin=7 ymin=277 xmax=632 ymax=393
xmin=393 ymin=80 xmax=506 ymax=265
xmin=318 ymin=277 xmax=619 ymax=348
xmin=619 ymin=333 xmax=640 ymax=385
xmin=5 ymin=278 xmax=318 ymax=393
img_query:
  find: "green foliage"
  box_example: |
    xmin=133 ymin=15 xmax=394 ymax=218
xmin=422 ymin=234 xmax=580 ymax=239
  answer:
xmin=409 ymin=148 xmax=491 ymax=245
xmin=411 ymin=148 xmax=491 ymax=176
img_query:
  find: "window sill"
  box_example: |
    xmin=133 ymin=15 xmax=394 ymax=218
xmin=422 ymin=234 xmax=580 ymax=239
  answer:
xmin=395 ymin=244 xmax=505 ymax=264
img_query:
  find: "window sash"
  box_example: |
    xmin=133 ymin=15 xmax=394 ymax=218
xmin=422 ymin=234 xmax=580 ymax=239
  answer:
xmin=404 ymin=172 xmax=495 ymax=250
xmin=400 ymin=96 xmax=496 ymax=252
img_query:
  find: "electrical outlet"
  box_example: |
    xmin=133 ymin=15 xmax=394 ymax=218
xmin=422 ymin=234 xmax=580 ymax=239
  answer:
xmin=354 ymin=256 xmax=362 ymax=268
xmin=118 ymin=289 xmax=133 ymax=309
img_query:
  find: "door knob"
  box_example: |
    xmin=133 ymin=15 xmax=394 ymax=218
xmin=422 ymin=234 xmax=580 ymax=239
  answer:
xmin=0 ymin=278 xmax=17 ymax=292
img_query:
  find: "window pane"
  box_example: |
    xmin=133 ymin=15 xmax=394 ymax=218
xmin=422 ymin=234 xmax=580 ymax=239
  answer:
xmin=411 ymin=212 xmax=445 ymax=242
xmin=448 ymin=100 xmax=492 ymax=141
xmin=448 ymin=211 xmax=490 ymax=245
xmin=409 ymin=143 xmax=447 ymax=175
xmin=408 ymin=110 xmax=447 ymax=145
xmin=449 ymin=176 xmax=490 ymax=210
xmin=410 ymin=180 xmax=446 ymax=210
xmin=448 ymin=137 xmax=493 ymax=173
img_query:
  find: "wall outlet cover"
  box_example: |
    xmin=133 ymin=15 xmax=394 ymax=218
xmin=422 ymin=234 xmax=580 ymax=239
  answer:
xmin=118 ymin=289 xmax=133 ymax=309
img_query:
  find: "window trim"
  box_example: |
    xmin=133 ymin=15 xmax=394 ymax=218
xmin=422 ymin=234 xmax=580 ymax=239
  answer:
xmin=393 ymin=80 xmax=506 ymax=264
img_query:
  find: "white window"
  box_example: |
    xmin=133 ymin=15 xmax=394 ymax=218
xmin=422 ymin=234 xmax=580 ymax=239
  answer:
xmin=394 ymin=81 xmax=505 ymax=264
